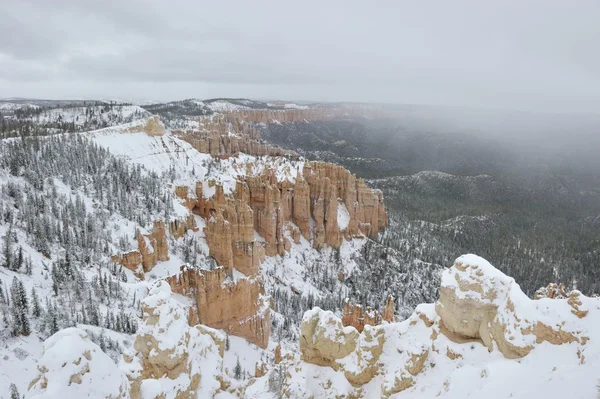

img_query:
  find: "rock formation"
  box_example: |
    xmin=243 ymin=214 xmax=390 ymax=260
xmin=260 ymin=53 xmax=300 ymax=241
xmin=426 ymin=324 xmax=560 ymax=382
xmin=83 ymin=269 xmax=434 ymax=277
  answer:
xmin=120 ymin=281 xmax=226 ymax=399
xmin=27 ymin=328 xmax=130 ymax=399
xmin=111 ymin=220 xmax=169 ymax=278
xmin=125 ymin=115 xmax=165 ymax=137
xmin=534 ymin=282 xmax=568 ymax=299
xmin=274 ymin=344 xmax=282 ymax=364
xmin=180 ymin=161 xmax=386 ymax=274
xmin=168 ymin=215 xmax=198 ymax=239
xmin=435 ymin=254 xmax=589 ymax=359
xmin=295 ymin=254 xmax=596 ymax=398
xmin=341 ymin=295 xmax=395 ymax=333
xmin=173 ymin=114 xmax=296 ymax=158
xmin=166 ymin=265 xmax=270 ymax=349
xmin=224 ymin=108 xmax=349 ymax=124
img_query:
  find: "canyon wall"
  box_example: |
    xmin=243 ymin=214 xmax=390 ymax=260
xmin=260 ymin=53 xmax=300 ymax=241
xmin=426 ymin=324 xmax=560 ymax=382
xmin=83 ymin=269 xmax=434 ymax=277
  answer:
xmin=187 ymin=162 xmax=387 ymax=274
xmin=173 ymin=114 xmax=296 ymax=158
xmin=166 ymin=265 xmax=270 ymax=349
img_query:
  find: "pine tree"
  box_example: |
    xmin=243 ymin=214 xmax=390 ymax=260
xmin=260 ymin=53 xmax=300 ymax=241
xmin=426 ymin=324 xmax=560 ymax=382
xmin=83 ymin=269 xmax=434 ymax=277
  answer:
xmin=25 ymin=258 xmax=32 ymax=275
xmin=9 ymin=383 xmax=19 ymax=399
xmin=31 ymin=287 xmax=41 ymax=318
xmin=225 ymin=334 xmax=230 ymax=351
xmin=15 ymin=246 xmax=23 ymax=271
xmin=3 ymin=222 xmax=13 ymax=269
xmin=234 ymin=356 xmax=242 ymax=380
xmin=10 ymin=278 xmax=30 ymax=336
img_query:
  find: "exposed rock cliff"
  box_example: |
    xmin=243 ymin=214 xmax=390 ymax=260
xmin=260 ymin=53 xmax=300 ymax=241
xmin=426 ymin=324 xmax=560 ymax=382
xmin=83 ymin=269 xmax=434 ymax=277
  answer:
xmin=168 ymin=215 xmax=198 ymax=239
xmin=125 ymin=115 xmax=166 ymax=136
xmin=174 ymin=114 xmax=296 ymax=158
xmin=111 ymin=220 xmax=169 ymax=278
xmin=166 ymin=265 xmax=270 ymax=349
xmin=183 ymin=161 xmax=387 ymax=274
xmin=341 ymin=295 xmax=395 ymax=333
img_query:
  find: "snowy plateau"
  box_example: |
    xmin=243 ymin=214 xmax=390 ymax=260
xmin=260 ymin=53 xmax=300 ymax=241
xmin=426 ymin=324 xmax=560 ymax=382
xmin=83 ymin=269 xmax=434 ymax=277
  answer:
xmin=0 ymin=101 xmax=598 ymax=399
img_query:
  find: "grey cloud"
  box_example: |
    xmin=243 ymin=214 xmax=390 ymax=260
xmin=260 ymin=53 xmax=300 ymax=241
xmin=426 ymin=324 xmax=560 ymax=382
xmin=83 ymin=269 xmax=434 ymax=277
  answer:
xmin=0 ymin=0 xmax=599 ymax=113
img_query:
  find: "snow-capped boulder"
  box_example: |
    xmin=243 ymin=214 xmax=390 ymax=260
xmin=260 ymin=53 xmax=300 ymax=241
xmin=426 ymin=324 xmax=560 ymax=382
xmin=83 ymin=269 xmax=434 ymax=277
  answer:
xmin=437 ymin=254 xmax=588 ymax=358
xmin=300 ymin=308 xmax=359 ymax=368
xmin=27 ymin=328 xmax=130 ymax=399
xmin=297 ymin=306 xmax=432 ymax=397
xmin=120 ymin=280 xmax=225 ymax=399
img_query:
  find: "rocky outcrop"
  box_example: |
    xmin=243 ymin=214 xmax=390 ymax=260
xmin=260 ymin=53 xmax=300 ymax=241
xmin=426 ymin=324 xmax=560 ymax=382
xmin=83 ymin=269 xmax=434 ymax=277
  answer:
xmin=295 ymin=254 xmax=596 ymax=398
xmin=298 ymin=308 xmax=427 ymax=397
xmin=195 ymin=182 xmax=265 ymax=277
xmin=300 ymin=309 xmax=359 ymax=368
xmin=169 ymin=215 xmax=198 ymax=239
xmin=382 ymin=295 xmax=396 ymax=323
xmin=274 ymin=344 xmax=282 ymax=364
xmin=436 ymin=254 xmax=588 ymax=359
xmin=111 ymin=220 xmax=169 ymax=278
xmin=27 ymin=328 xmax=130 ymax=399
xmin=120 ymin=281 xmax=226 ymax=399
xmin=166 ymin=265 xmax=270 ymax=349
xmin=125 ymin=115 xmax=165 ymax=137
xmin=534 ymin=282 xmax=568 ymax=299
xmin=341 ymin=295 xmax=395 ymax=333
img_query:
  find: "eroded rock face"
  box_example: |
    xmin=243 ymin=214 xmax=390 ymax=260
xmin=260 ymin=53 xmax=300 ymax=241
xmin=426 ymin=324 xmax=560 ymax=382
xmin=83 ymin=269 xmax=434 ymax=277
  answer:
xmin=184 ymin=161 xmax=387 ymax=273
xmin=27 ymin=328 xmax=130 ymax=399
xmin=174 ymin=114 xmax=296 ymax=158
xmin=166 ymin=265 xmax=270 ymax=349
xmin=169 ymin=215 xmax=198 ymax=239
xmin=341 ymin=295 xmax=395 ymax=333
xmin=111 ymin=220 xmax=170 ymax=278
xmin=300 ymin=308 xmax=359 ymax=368
xmin=298 ymin=307 xmax=428 ymax=397
xmin=120 ymin=281 xmax=225 ymax=399
xmin=125 ymin=115 xmax=166 ymax=137
xmin=534 ymin=283 xmax=568 ymax=300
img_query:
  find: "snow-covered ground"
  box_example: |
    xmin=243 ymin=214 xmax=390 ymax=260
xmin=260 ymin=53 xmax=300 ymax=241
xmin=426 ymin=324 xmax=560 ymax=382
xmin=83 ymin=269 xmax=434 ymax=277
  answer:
xmin=2 ymin=108 xmax=594 ymax=398
xmin=0 ymin=116 xmax=367 ymax=397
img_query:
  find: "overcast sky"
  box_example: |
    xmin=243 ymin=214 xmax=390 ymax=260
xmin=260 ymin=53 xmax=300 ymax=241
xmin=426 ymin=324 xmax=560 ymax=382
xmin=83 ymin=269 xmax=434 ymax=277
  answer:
xmin=1 ymin=0 xmax=599 ymax=112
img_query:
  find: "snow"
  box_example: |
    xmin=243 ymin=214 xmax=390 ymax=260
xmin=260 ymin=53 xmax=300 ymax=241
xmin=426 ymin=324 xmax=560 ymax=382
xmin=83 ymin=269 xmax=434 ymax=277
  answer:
xmin=337 ymin=203 xmax=350 ymax=230
xmin=89 ymin=126 xmax=305 ymax=197
xmin=206 ymin=100 xmax=251 ymax=112
xmin=4 ymin=109 xmax=596 ymax=398
xmin=442 ymin=254 xmax=513 ymax=306
xmin=0 ymin=102 xmax=39 ymax=111
xmin=26 ymin=328 xmax=130 ymax=399
xmin=30 ymin=105 xmax=149 ymax=126
xmin=272 ymin=256 xmax=600 ymax=399
xmin=266 ymin=102 xmax=309 ymax=110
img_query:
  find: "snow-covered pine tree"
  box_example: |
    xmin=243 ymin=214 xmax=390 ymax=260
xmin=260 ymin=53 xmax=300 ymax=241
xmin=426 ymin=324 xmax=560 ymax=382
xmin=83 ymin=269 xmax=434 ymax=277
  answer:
xmin=234 ymin=356 xmax=242 ymax=380
xmin=9 ymin=383 xmax=19 ymax=399
xmin=2 ymin=221 xmax=13 ymax=270
xmin=31 ymin=287 xmax=41 ymax=318
xmin=10 ymin=277 xmax=30 ymax=336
